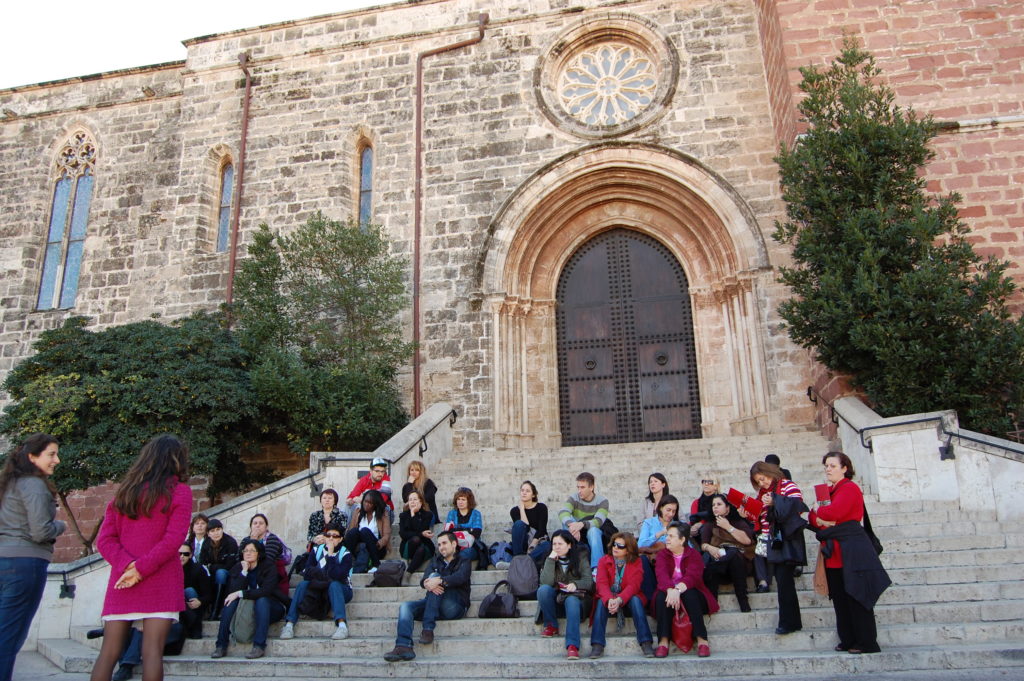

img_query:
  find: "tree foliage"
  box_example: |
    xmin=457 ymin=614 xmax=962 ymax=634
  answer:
xmin=773 ymin=39 xmax=1024 ymax=435
xmin=231 ymin=213 xmax=411 ymax=452
xmin=0 ymin=312 xmax=262 ymax=550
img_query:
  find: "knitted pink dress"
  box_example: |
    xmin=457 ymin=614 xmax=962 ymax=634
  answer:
xmin=96 ymin=481 xmax=192 ymax=617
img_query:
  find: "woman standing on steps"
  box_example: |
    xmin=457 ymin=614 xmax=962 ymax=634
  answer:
xmin=809 ymin=451 xmax=889 ymax=654
xmin=90 ymin=434 xmax=193 ymax=681
xmin=0 ymin=433 xmax=64 ymax=681
xmin=750 ymin=461 xmax=808 ymax=637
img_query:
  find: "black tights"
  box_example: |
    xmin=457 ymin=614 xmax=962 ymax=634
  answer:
xmin=402 ymin=535 xmax=435 ymax=573
xmin=90 ymin=618 xmax=172 ymax=681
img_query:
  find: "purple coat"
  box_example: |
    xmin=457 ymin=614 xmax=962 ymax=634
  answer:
xmin=97 ymin=481 xmax=192 ymax=616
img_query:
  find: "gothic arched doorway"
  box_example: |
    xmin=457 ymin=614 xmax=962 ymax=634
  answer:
xmin=556 ymin=228 xmax=702 ymax=446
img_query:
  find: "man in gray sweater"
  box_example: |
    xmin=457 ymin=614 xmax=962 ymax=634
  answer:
xmin=558 ymin=472 xmax=609 ymax=572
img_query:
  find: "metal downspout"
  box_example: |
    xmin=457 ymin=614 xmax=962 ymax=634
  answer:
xmin=412 ymin=14 xmax=489 ymax=417
xmin=226 ymin=52 xmax=253 ymax=308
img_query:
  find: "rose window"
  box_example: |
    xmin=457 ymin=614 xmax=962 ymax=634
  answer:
xmin=559 ymin=43 xmax=657 ymax=127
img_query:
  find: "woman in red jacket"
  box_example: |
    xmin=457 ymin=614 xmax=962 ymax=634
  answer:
xmin=588 ymin=532 xmax=653 ymax=658
xmin=90 ymin=435 xmax=192 ymax=681
xmin=809 ymin=451 xmax=881 ymax=654
xmin=653 ymin=522 xmax=719 ymax=658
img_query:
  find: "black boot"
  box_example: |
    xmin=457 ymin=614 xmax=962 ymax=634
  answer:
xmin=112 ymin=663 xmax=134 ymax=681
xmin=208 ymin=584 xmax=225 ymax=620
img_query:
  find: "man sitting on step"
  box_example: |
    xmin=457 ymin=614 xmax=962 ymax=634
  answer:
xmin=345 ymin=457 xmax=395 ymax=523
xmin=383 ymin=531 xmax=471 ymax=662
xmin=558 ymin=471 xmax=610 ymax=574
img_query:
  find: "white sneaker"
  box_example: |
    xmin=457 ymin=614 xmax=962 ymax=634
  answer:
xmin=368 ymin=567 xmax=378 ymax=573
xmin=280 ymin=621 xmax=294 ymax=639
xmin=331 ymin=621 xmax=349 ymax=640
xmin=495 ymin=561 xmax=510 ymax=570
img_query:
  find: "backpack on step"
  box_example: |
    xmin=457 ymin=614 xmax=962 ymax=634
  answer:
xmin=478 ymin=580 xmax=519 ymax=618
xmin=506 ymin=554 xmax=539 ymax=600
xmin=371 ymin=560 xmax=407 ymax=587
xmin=488 ymin=541 xmax=513 ymax=567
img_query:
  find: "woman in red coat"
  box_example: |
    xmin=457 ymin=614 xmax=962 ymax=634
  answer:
xmin=809 ymin=451 xmax=882 ymax=654
xmin=90 ymin=435 xmax=192 ymax=681
xmin=588 ymin=532 xmax=653 ymax=658
xmin=653 ymin=522 xmax=719 ymax=658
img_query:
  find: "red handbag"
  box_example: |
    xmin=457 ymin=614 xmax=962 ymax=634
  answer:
xmin=671 ymin=607 xmax=693 ymax=653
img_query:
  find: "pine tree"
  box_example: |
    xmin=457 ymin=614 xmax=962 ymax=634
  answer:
xmin=772 ymin=38 xmax=1024 ymax=435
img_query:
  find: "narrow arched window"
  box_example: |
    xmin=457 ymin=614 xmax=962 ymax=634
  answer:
xmin=38 ymin=131 xmax=96 ymax=310
xmin=358 ymin=145 xmax=373 ymax=227
xmin=216 ymin=162 xmax=234 ymax=252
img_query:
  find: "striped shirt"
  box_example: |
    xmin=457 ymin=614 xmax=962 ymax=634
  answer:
xmin=559 ymin=492 xmax=610 ymax=529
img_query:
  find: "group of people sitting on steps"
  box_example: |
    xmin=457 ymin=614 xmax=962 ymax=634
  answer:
xmin=90 ymin=450 xmax=889 ymax=676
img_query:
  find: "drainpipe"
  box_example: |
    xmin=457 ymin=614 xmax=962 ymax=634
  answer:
xmin=226 ymin=52 xmax=253 ymax=309
xmin=413 ymin=13 xmax=489 ymax=417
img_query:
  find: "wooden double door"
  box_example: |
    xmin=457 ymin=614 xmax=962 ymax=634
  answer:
xmin=556 ymin=229 xmax=701 ymax=446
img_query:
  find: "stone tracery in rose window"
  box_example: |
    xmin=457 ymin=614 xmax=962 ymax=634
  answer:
xmin=55 ymin=131 xmax=97 ymax=180
xmin=559 ymin=43 xmax=657 ymax=127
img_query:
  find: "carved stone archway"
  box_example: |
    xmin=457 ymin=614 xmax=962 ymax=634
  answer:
xmin=480 ymin=144 xmax=773 ymax=448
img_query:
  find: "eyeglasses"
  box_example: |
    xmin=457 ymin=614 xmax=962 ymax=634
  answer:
xmin=179 ymin=552 xmax=192 ymax=557
xmin=611 ymin=542 xmax=627 ymax=549
xmin=324 ymin=533 xmax=342 ymax=538
xmin=701 ymin=480 xmax=715 ymax=485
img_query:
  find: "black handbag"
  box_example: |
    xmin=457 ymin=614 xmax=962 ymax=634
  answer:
xmin=863 ymin=506 xmax=883 ymax=555
xmin=478 ymin=580 xmax=519 ymax=618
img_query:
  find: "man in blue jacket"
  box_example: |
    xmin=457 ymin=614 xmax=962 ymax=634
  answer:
xmin=384 ymin=531 xmax=471 ymax=662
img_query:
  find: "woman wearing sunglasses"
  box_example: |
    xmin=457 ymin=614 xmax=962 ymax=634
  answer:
xmin=280 ymin=522 xmax=353 ymax=641
xmin=589 ymin=532 xmax=654 ymax=658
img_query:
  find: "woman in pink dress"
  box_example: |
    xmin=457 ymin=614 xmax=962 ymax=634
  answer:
xmin=89 ymin=435 xmax=192 ymax=681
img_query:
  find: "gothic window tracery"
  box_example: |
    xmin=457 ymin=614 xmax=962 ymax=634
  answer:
xmin=358 ymin=144 xmax=373 ymax=227
xmin=559 ymin=43 xmax=657 ymax=127
xmin=38 ymin=131 xmax=96 ymax=310
xmin=216 ymin=162 xmax=234 ymax=252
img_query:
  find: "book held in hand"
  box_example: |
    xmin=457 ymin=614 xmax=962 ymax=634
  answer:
xmin=726 ymin=488 xmax=764 ymax=518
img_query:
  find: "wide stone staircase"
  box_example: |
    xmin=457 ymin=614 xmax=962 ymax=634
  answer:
xmin=39 ymin=431 xmax=1024 ymax=677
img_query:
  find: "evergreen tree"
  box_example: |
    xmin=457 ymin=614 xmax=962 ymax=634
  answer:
xmin=772 ymin=39 xmax=1024 ymax=435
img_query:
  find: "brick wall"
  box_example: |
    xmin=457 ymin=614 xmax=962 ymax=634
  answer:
xmin=771 ymin=0 xmax=1024 ymax=308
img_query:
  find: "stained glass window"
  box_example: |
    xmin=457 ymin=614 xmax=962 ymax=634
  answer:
xmin=358 ymin=145 xmax=373 ymax=228
xmin=38 ymin=131 xmax=96 ymax=310
xmin=217 ymin=162 xmax=234 ymax=252
xmin=559 ymin=43 xmax=657 ymax=127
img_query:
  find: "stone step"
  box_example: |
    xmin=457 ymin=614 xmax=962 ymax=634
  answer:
xmin=41 ymin=635 xmax=1024 ymax=678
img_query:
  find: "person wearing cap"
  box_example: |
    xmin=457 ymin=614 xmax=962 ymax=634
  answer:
xmin=346 ymin=457 xmax=394 ymax=523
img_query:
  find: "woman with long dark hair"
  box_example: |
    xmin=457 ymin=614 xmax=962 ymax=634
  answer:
xmin=536 ymin=529 xmax=593 ymax=660
xmin=90 ymin=434 xmax=192 ymax=681
xmin=642 ymin=473 xmax=669 ymax=522
xmin=186 ymin=514 xmax=209 ymax=564
xmin=510 ymin=480 xmax=550 ymax=563
xmin=0 ymin=433 xmax=63 ymax=681
xmin=344 ymin=489 xmax=391 ymax=573
xmin=699 ymin=493 xmax=754 ymax=612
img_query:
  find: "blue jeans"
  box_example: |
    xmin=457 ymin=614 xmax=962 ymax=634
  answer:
xmin=216 ymin=596 xmax=286 ymax=649
xmin=286 ymin=581 xmax=353 ymax=623
xmin=591 ymin=595 xmax=652 ymax=646
xmin=511 ymin=522 xmax=552 ymax=563
xmin=0 ymin=556 xmax=48 ymax=681
xmin=213 ymin=569 xmax=230 ymax=586
xmin=119 ymin=622 xmax=184 ymax=666
xmin=537 ymin=584 xmax=582 ymax=649
xmin=395 ymin=591 xmax=467 ymax=648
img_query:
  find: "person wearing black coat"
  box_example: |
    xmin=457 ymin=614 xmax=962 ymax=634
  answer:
xmin=280 ymin=523 xmax=354 ymax=641
xmin=211 ymin=539 xmax=290 ymax=659
xmin=199 ymin=519 xmax=238 ymax=620
xmin=399 ymin=491 xmax=436 ymax=573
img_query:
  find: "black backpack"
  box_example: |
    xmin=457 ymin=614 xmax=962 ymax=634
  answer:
xmin=371 ymin=559 xmax=407 ymax=587
xmin=478 ymin=580 xmax=519 ymax=618
xmin=506 ymin=554 xmax=539 ymax=600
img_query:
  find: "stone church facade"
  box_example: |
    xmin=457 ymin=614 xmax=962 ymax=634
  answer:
xmin=1 ymin=0 xmax=1021 ymax=452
